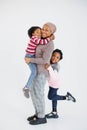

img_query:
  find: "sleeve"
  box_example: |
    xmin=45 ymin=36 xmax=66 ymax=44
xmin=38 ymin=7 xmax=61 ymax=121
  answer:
xmin=30 ymin=36 xmax=50 ymax=45
xmin=47 ymin=66 xmax=58 ymax=79
xmin=30 ymin=42 xmax=54 ymax=64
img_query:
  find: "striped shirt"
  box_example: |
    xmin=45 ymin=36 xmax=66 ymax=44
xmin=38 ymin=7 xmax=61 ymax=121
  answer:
xmin=26 ymin=36 xmax=50 ymax=55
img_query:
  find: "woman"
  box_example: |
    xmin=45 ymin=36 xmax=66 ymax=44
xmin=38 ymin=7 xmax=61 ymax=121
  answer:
xmin=25 ymin=22 xmax=56 ymax=125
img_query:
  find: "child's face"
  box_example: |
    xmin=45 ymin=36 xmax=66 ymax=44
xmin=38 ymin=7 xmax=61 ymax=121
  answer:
xmin=51 ymin=52 xmax=61 ymax=64
xmin=32 ymin=28 xmax=41 ymax=37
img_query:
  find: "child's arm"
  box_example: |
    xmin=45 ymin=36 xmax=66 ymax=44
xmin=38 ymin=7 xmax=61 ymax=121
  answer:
xmin=45 ymin=64 xmax=60 ymax=87
xmin=30 ymin=35 xmax=54 ymax=45
xmin=45 ymin=63 xmax=58 ymax=78
xmin=25 ymin=42 xmax=54 ymax=64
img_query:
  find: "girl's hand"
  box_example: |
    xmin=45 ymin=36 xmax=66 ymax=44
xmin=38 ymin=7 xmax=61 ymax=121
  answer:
xmin=44 ymin=63 xmax=50 ymax=69
xmin=25 ymin=57 xmax=31 ymax=64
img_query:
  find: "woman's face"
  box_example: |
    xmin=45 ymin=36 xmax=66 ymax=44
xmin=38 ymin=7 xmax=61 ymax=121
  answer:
xmin=41 ymin=24 xmax=52 ymax=38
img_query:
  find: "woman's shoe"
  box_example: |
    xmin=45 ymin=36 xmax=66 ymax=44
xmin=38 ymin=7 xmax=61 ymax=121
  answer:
xmin=27 ymin=115 xmax=37 ymax=121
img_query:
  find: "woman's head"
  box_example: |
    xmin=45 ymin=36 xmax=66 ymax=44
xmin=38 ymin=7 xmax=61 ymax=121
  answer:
xmin=41 ymin=22 xmax=56 ymax=38
xmin=50 ymin=49 xmax=63 ymax=64
xmin=28 ymin=26 xmax=41 ymax=38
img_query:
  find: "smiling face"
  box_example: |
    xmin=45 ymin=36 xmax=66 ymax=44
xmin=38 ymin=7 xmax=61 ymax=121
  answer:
xmin=41 ymin=24 xmax=52 ymax=38
xmin=32 ymin=28 xmax=41 ymax=38
xmin=51 ymin=52 xmax=61 ymax=64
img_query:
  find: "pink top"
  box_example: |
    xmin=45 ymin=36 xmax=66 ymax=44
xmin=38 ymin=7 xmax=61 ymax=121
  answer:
xmin=26 ymin=36 xmax=50 ymax=55
xmin=47 ymin=66 xmax=60 ymax=88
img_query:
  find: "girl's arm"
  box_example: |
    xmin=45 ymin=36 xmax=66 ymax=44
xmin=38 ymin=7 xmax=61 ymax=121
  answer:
xmin=31 ymin=34 xmax=54 ymax=45
xmin=25 ymin=42 xmax=54 ymax=64
xmin=30 ymin=36 xmax=50 ymax=45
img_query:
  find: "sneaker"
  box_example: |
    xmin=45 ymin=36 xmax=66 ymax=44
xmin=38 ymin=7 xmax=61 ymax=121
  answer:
xmin=66 ymin=92 xmax=76 ymax=102
xmin=46 ymin=112 xmax=59 ymax=119
xmin=23 ymin=87 xmax=29 ymax=98
xmin=29 ymin=117 xmax=47 ymax=125
xmin=27 ymin=115 xmax=37 ymax=121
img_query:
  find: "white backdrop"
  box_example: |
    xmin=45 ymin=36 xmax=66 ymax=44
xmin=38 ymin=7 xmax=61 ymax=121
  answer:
xmin=0 ymin=0 xmax=87 ymax=130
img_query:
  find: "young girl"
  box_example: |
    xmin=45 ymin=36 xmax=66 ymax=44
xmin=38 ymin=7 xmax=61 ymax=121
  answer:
xmin=45 ymin=49 xmax=76 ymax=118
xmin=23 ymin=26 xmax=54 ymax=98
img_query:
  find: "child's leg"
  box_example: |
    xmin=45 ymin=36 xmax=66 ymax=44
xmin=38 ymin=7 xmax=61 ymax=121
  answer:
xmin=46 ymin=87 xmax=66 ymax=118
xmin=46 ymin=87 xmax=59 ymax=118
xmin=48 ymin=87 xmax=66 ymax=101
xmin=24 ymin=54 xmax=37 ymax=89
xmin=48 ymin=87 xmax=58 ymax=112
xmin=23 ymin=63 xmax=37 ymax=98
xmin=48 ymin=88 xmax=76 ymax=102
xmin=46 ymin=87 xmax=76 ymax=118
xmin=25 ymin=62 xmax=37 ymax=89
xmin=23 ymin=54 xmax=37 ymax=98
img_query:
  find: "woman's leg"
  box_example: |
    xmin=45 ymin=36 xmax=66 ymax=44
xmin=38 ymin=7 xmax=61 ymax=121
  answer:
xmin=30 ymin=73 xmax=46 ymax=118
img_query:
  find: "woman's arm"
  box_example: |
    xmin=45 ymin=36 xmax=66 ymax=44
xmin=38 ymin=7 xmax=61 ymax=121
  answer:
xmin=25 ymin=42 xmax=54 ymax=64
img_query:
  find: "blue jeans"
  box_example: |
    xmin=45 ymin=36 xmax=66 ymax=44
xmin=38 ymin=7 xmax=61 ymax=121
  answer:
xmin=48 ymin=87 xmax=66 ymax=109
xmin=25 ymin=54 xmax=37 ymax=89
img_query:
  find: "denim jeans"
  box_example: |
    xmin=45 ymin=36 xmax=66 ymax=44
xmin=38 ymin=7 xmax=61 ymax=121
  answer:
xmin=48 ymin=87 xmax=66 ymax=109
xmin=25 ymin=54 xmax=37 ymax=89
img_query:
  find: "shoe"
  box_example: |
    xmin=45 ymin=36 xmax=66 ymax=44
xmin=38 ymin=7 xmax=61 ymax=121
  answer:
xmin=66 ymin=92 xmax=76 ymax=102
xmin=23 ymin=87 xmax=29 ymax=98
xmin=29 ymin=117 xmax=47 ymax=125
xmin=46 ymin=112 xmax=59 ymax=119
xmin=27 ymin=115 xmax=37 ymax=121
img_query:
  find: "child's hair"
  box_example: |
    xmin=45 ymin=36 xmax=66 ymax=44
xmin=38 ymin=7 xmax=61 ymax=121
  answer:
xmin=52 ymin=49 xmax=63 ymax=60
xmin=28 ymin=26 xmax=41 ymax=38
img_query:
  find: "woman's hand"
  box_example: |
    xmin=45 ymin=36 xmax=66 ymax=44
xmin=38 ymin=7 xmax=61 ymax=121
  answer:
xmin=49 ymin=34 xmax=55 ymax=40
xmin=25 ymin=57 xmax=31 ymax=64
xmin=44 ymin=63 xmax=50 ymax=69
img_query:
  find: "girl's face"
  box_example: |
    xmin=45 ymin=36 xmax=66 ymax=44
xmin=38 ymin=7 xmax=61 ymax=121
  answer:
xmin=51 ymin=52 xmax=61 ymax=64
xmin=41 ymin=25 xmax=52 ymax=38
xmin=32 ymin=28 xmax=41 ymax=38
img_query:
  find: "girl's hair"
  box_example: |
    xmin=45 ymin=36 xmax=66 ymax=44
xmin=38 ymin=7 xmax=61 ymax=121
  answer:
xmin=28 ymin=26 xmax=41 ymax=38
xmin=52 ymin=49 xmax=63 ymax=60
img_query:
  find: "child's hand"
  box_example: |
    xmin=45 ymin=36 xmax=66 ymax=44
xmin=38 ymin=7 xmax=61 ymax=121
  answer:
xmin=49 ymin=34 xmax=55 ymax=40
xmin=25 ymin=58 xmax=31 ymax=64
xmin=44 ymin=63 xmax=50 ymax=69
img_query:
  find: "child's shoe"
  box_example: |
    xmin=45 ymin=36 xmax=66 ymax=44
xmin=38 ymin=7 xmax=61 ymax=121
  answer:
xmin=46 ymin=112 xmax=59 ymax=119
xmin=23 ymin=87 xmax=29 ymax=98
xmin=66 ymin=92 xmax=76 ymax=102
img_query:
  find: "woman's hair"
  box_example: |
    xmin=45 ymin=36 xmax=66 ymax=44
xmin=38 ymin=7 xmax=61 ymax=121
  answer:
xmin=28 ymin=26 xmax=41 ymax=38
xmin=52 ymin=49 xmax=63 ymax=60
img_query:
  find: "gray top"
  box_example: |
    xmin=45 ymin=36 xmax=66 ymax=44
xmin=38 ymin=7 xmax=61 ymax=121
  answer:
xmin=51 ymin=63 xmax=60 ymax=72
xmin=30 ymin=41 xmax=54 ymax=77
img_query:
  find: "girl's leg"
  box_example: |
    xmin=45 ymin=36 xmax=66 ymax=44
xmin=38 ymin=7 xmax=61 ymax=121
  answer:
xmin=46 ymin=87 xmax=66 ymax=118
xmin=23 ymin=54 xmax=37 ymax=98
xmin=48 ymin=87 xmax=66 ymax=101
xmin=46 ymin=87 xmax=58 ymax=118
xmin=46 ymin=87 xmax=76 ymax=118
xmin=25 ymin=62 xmax=37 ymax=89
xmin=48 ymin=87 xmax=58 ymax=111
xmin=48 ymin=88 xmax=76 ymax=102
